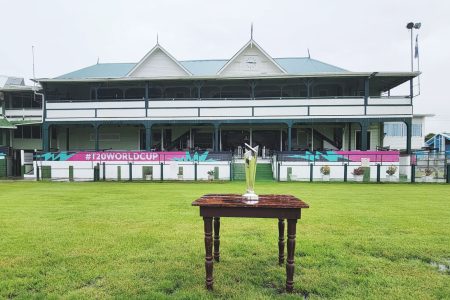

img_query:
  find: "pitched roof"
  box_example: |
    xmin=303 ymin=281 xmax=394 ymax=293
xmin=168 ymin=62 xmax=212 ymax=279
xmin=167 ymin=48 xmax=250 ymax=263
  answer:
xmin=217 ymin=39 xmax=287 ymax=76
xmin=127 ymin=44 xmax=192 ymax=77
xmin=56 ymin=63 xmax=135 ymax=79
xmin=0 ymin=117 xmax=16 ymax=129
xmin=56 ymin=57 xmax=348 ymax=79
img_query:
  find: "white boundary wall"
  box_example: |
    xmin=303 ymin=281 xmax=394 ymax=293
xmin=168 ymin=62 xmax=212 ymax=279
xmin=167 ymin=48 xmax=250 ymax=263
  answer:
xmin=272 ymin=158 xmax=405 ymax=182
xmin=33 ymin=161 xmax=231 ymax=181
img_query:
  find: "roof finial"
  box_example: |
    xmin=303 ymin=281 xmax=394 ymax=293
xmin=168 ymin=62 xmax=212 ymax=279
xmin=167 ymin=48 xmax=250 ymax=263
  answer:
xmin=307 ymin=48 xmax=311 ymax=59
xmin=97 ymin=57 xmax=100 ymax=64
xmin=156 ymin=33 xmax=159 ymax=45
xmin=250 ymin=22 xmax=254 ymax=40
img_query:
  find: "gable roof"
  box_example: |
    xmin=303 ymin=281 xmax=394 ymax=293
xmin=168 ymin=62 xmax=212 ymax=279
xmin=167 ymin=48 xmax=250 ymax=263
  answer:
xmin=217 ymin=39 xmax=287 ymax=76
xmin=55 ymin=57 xmax=347 ymax=79
xmin=127 ymin=44 xmax=192 ymax=77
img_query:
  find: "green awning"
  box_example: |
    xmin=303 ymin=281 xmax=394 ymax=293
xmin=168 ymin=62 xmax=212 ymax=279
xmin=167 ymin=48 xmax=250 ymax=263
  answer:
xmin=0 ymin=117 xmax=16 ymax=129
xmin=9 ymin=120 xmax=42 ymax=126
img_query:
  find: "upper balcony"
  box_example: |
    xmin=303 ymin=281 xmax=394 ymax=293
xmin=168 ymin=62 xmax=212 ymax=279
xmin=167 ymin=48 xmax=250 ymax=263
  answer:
xmin=44 ymin=95 xmax=413 ymax=122
xmin=5 ymin=108 xmax=43 ymax=121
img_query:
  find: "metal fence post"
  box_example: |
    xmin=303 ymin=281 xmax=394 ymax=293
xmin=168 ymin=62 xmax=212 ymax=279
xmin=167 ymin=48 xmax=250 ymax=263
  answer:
xmin=411 ymin=164 xmax=416 ymax=183
xmin=129 ymin=163 xmax=132 ymax=181
xmin=277 ymin=162 xmax=281 ymax=182
xmin=160 ymin=162 xmax=164 ymax=181
xmin=69 ymin=166 xmax=74 ymax=182
xmin=36 ymin=166 xmax=40 ymax=181
xmin=344 ymin=163 xmax=347 ymax=182
xmin=309 ymin=163 xmax=313 ymax=182
xmin=195 ymin=163 xmax=198 ymax=181
xmin=376 ymin=164 xmax=381 ymax=183
xmin=93 ymin=165 xmax=99 ymax=182
xmin=446 ymin=164 xmax=450 ymax=184
xmin=102 ymin=162 xmax=106 ymax=181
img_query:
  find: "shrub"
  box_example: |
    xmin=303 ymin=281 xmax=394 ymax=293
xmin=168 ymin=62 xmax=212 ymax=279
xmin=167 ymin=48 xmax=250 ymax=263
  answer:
xmin=320 ymin=165 xmax=330 ymax=175
xmin=352 ymin=167 xmax=365 ymax=176
xmin=424 ymin=168 xmax=433 ymax=176
xmin=386 ymin=165 xmax=397 ymax=176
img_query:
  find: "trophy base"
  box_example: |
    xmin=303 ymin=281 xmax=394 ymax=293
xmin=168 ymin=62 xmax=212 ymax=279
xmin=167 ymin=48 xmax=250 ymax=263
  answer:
xmin=242 ymin=193 xmax=259 ymax=204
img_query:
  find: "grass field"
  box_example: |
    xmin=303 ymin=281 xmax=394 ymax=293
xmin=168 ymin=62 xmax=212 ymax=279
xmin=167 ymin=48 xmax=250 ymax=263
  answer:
xmin=0 ymin=181 xmax=449 ymax=299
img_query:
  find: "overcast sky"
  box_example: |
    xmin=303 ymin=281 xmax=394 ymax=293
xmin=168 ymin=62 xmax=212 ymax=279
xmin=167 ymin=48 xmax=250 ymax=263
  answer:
xmin=1 ymin=0 xmax=449 ymax=133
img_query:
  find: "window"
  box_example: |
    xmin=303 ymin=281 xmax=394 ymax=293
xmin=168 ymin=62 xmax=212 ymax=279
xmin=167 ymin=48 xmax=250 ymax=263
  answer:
xmin=384 ymin=123 xmax=422 ymax=137
xmin=412 ymin=124 xmax=422 ymax=137
xmin=32 ymin=126 xmax=41 ymax=139
xmin=384 ymin=124 xmax=405 ymax=137
xmin=9 ymin=94 xmax=42 ymax=109
xmin=13 ymin=125 xmax=42 ymax=139
xmin=22 ymin=126 xmax=32 ymax=139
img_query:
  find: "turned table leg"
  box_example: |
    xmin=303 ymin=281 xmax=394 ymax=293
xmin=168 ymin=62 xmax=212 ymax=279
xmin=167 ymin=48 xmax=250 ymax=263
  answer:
xmin=213 ymin=217 xmax=220 ymax=262
xmin=278 ymin=218 xmax=285 ymax=265
xmin=203 ymin=217 xmax=213 ymax=290
xmin=286 ymin=219 xmax=297 ymax=293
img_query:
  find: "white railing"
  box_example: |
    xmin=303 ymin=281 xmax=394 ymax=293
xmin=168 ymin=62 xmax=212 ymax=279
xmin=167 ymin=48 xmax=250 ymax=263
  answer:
xmin=44 ymin=96 xmax=413 ymax=120
xmin=5 ymin=108 xmax=43 ymax=118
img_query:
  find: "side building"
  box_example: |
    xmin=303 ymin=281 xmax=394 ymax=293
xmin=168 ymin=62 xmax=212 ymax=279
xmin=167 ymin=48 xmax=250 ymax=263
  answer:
xmin=0 ymin=76 xmax=42 ymax=177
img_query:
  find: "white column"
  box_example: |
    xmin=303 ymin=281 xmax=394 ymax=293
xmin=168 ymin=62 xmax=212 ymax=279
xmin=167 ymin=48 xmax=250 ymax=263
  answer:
xmin=280 ymin=128 xmax=283 ymax=151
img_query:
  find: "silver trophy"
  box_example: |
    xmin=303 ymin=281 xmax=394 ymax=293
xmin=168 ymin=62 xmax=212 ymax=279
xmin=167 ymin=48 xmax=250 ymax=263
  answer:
xmin=243 ymin=143 xmax=259 ymax=203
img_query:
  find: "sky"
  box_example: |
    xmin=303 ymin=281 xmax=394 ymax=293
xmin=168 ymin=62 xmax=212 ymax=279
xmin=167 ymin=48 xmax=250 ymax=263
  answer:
xmin=1 ymin=0 xmax=449 ymax=133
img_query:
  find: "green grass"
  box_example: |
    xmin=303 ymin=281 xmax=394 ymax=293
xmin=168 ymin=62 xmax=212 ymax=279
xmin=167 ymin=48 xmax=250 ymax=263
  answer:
xmin=0 ymin=181 xmax=449 ymax=299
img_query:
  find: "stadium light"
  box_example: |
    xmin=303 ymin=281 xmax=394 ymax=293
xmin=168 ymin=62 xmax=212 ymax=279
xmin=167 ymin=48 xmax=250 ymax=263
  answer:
xmin=406 ymin=22 xmax=421 ymax=71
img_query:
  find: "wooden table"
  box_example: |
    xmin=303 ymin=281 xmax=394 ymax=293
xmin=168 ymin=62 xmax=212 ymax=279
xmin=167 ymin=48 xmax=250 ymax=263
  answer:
xmin=192 ymin=194 xmax=309 ymax=292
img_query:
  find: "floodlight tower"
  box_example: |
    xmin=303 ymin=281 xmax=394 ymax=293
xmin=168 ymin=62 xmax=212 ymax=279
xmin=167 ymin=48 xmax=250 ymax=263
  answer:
xmin=406 ymin=22 xmax=421 ymax=72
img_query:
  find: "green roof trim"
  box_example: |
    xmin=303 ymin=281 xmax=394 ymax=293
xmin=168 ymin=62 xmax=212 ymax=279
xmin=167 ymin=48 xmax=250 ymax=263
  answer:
xmin=55 ymin=57 xmax=348 ymax=79
xmin=9 ymin=120 xmax=42 ymax=126
xmin=0 ymin=117 xmax=16 ymax=129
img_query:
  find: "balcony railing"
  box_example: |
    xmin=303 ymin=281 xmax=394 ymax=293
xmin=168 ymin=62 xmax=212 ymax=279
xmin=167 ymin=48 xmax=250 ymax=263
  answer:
xmin=5 ymin=108 xmax=43 ymax=119
xmin=44 ymin=96 xmax=413 ymax=120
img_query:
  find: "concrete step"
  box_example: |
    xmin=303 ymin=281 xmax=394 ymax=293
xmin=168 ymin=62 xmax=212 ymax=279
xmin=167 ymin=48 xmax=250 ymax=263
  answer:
xmin=232 ymin=163 xmax=273 ymax=181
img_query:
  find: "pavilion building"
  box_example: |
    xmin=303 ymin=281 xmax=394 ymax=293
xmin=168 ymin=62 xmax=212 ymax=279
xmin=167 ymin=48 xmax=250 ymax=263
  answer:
xmin=33 ymin=38 xmax=420 ymax=155
xmin=1 ymin=36 xmax=429 ymax=179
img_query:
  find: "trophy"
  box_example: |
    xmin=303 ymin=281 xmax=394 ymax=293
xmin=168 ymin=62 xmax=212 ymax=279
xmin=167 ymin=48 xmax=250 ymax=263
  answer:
xmin=242 ymin=143 xmax=259 ymax=203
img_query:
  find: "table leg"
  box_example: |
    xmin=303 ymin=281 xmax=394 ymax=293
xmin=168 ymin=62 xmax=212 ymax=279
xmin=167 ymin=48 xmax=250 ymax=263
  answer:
xmin=203 ymin=217 xmax=213 ymax=290
xmin=213 ymin=217 xmax=220 ymax=262
xmin=286 ymin=219 xmax=297 ymax=293
xmin=278 ymin=218 xmax=285 ymax=265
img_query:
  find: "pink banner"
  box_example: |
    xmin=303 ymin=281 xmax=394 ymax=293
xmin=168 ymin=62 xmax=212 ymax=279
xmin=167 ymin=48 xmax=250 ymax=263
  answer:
xmin=67 ymin=151 xmax=186 ymax=162
xmin=335 ymin=150 xmax=400 ymax=162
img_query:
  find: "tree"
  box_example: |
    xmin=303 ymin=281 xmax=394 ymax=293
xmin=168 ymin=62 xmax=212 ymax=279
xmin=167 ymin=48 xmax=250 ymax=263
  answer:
xmin=425 ymin=133 xmax=435 ymax=142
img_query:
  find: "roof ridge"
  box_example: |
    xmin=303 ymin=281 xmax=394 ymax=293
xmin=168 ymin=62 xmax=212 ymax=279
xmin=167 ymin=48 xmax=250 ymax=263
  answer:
xmin=180 ymin=59 xmax=229 ymax=63
xmin=273 ymin=57 xmax=309 ymax=59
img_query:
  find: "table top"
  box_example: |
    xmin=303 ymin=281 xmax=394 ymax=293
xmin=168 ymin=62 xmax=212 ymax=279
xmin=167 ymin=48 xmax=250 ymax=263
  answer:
xmin=192 ymin=194 xmax=309 ymax=209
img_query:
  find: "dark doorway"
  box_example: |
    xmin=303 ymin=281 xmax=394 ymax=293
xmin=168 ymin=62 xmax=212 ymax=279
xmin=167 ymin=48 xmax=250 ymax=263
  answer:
xmin=221 ymin=130 xmax=250 ymax=152
xmin=252 ymin=130 xmax=281 ymax=152
xmin=356 ymin=131 xmax=371 ymax=150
